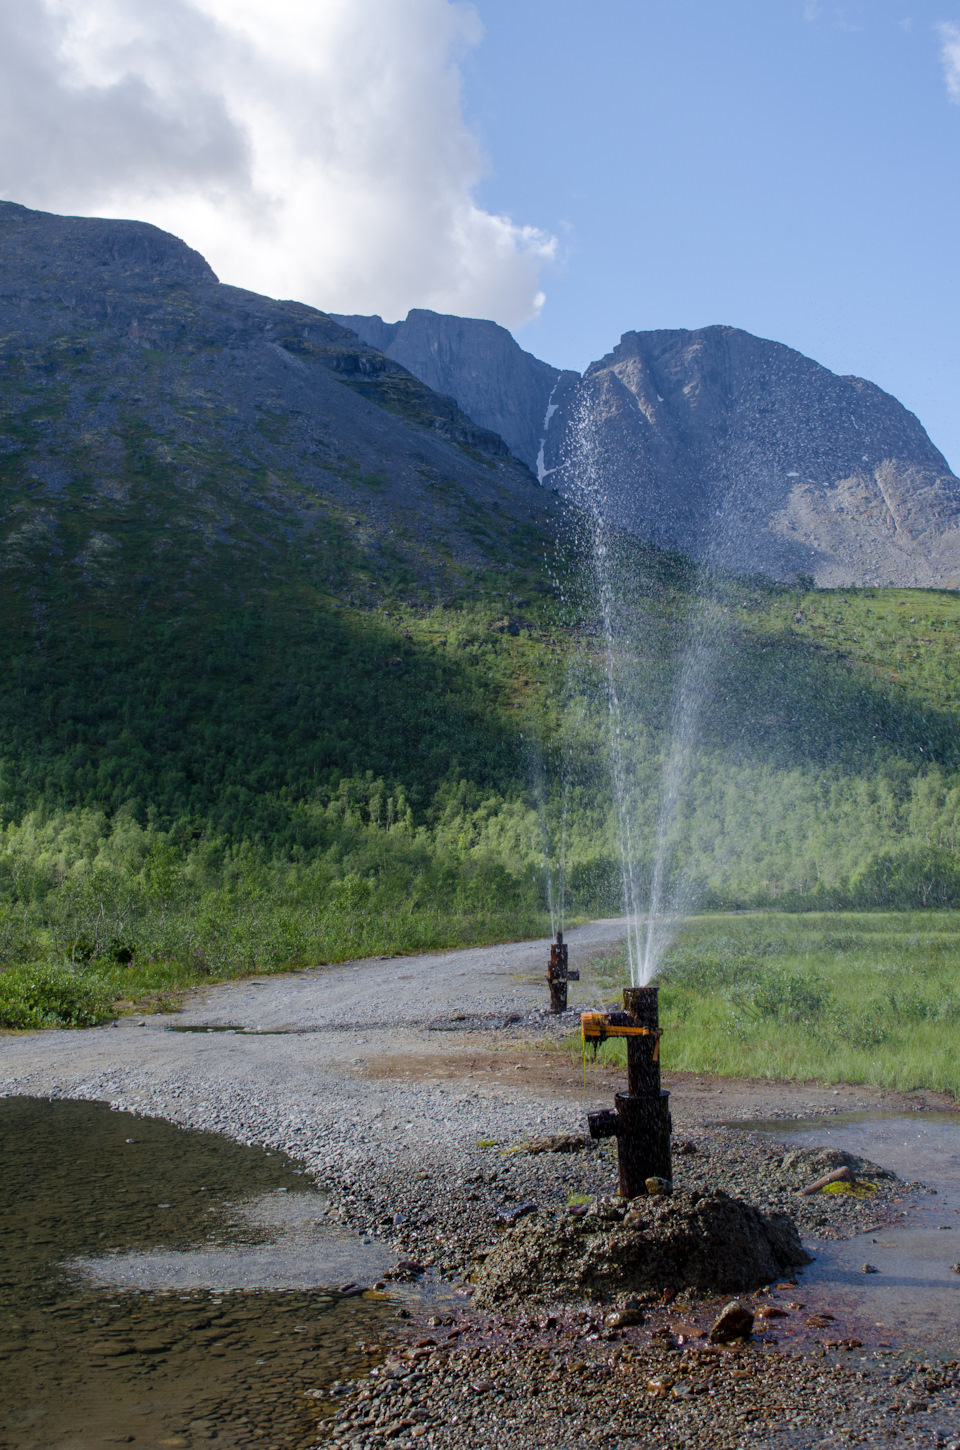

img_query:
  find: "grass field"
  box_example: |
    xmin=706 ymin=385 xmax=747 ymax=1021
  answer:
xmin=578 ymin=910 xmax=960 ymax=1098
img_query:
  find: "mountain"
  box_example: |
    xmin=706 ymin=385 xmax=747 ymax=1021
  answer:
xmin=543 ymin=326 xmax=960 ymax=588
xmin=6 ymin=202 xmax=960 ymax=1025
xmin=0 ymin=200 xmax=559 ymax=846
xmin=331 ymin=308 xmax=569 ymax=474
xmin=0 ymin=201 xmax=550 ymax=610
xmin=338 ymin=310 xmax=960 ymax=588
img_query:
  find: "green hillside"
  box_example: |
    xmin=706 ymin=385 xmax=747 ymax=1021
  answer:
xmin=3 ymin=515 xmax=960 ymax=1030
xmin=2 ymin=203 xmax=960 ymax=1032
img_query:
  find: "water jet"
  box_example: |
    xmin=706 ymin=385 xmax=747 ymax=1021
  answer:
xmin=583 ymin=985 xmax=672 ymax=1197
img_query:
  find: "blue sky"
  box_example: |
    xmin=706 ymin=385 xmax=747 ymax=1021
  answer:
xmin=464 ymin=0 xmax=960 ymax=469
xmin=3 ymin=0 xmax=957 ymax=470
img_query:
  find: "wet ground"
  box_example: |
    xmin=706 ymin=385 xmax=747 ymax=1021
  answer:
xmin=0 ymin=1098 xmax=393 ymax=1450
xmin=740 ymin=1111 xmax=960 ymax=1352
xmin=4 ymin=925 xmax=960 ymax=1447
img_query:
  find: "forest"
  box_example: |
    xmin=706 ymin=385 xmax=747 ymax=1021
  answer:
xmin=3 ymin=498 xmax=960 ymax=1030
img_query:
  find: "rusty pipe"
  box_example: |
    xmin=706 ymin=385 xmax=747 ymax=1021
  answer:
xmin=547 ymin=930 xmax=579 ymax=1014
xmin=583 ymin=985 xmax=672 ymax=1197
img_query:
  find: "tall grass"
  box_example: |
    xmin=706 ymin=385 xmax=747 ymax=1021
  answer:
xmin=581 ymin=911 xmax=960 ymax=1098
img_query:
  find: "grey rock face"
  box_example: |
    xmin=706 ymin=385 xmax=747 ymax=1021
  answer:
xmin=331 ymin=308 xmax=566 ymax=473
xmin=0 ymin=202 xmax=546 ymax=588
xmin=341 ymin=302 xmax=960 ymax=587
xmin=543 ymin=325 xmax=960 ymax=587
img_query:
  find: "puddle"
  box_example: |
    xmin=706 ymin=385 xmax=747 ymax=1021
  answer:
xmin=165 ymin=1025 xmax=290 ymax=1035
xmin=0 ymin=1096 xmax=396 ymax=1449
xmin=738 ymin=1110 xmax=960 ymax=1353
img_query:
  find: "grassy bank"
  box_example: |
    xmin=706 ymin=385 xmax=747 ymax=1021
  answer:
xmin=580 ymin=911 xmax=960 ymax=1098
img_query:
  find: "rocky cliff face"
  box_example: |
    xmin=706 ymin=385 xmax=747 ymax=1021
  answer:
xmin=0 ymin=202 xmax=549 ymax=604
xmin=331 ymin=308 xmax=565 ymax=474
xmin=337 ymin=308 xmax=960 ymax=588
xmin=542 ymin=326 xmax=960 ymax=588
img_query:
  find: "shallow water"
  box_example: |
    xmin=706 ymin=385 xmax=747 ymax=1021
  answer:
xmin=0 ymin=1097 xmax=395 ymax=1450
xmin=740 ymin=1110 xmax=960 ymax=1353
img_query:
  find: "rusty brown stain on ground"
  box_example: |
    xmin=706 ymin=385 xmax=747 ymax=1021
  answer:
xmin=360 ymin=1044 xmax=618 ymax=1097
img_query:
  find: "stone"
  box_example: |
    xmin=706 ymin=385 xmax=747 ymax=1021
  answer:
xmin=523 ymin=1133 xmax=588 ymax=1155
xmin=709 ymin=1301 xmax=755 ymax=1343
xmin=605 ymin=1309 xmax=644 ymax=1328
xmin=645 ymin=1177 xmax=672 ymax=1196
xmin=497 ymin=1201 xmax=538 ymax=1228
xmin=862 ymin=1263 xmax=880 ymax=1274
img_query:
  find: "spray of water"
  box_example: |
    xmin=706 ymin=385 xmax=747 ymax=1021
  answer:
xmin=565 ymin=395 xmax=721 ymax=985
xmin=530 ymin=747 xmax=564 ymax=940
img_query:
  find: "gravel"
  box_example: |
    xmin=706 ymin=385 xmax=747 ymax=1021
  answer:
xmin=0 ymin=921 xmax=947 ymax=1449
xmin=312 ymin=1325 xmax=960 ymax=1450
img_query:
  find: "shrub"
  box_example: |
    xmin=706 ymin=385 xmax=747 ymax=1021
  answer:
xmin=0 ymin=965 xmax=115 ymax=1030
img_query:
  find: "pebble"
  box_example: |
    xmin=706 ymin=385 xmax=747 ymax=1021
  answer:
xmin=709 ymin=1300 xmax=755 ymax=1343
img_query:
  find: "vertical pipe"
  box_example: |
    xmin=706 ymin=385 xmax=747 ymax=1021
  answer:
xmin=622 ymin=986 xmax=660 ymax=1097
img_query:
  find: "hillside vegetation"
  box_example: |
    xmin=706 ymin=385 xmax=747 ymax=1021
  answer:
xmin=3 ymin=518 xmax=960 ymax=1030
xmin=583 ymin=911 xmax=960 ymax=1097
xmin=3 ymin=203 xmax=960 ymax=1032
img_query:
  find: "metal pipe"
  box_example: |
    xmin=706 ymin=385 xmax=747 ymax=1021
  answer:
xmin=547 ymin=930 xmax=579 ymax=1014
xmin=583 ymin=986 xmax=672 ymax=1197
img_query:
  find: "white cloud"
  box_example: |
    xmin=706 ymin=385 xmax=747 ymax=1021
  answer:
xmin=0 ymin=0 xmax=555 ymax=326
xmin=939 ymin=20 xmax=960 ymax=102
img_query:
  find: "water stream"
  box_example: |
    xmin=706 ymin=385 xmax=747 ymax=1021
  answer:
xmin=0 ymin=1097 xmax=398 ymax=1449
xmin=563 ymin=397 xmax=721 ymax=986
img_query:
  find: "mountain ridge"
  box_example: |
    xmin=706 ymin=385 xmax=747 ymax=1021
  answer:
xmin=338 ymin=307 xmax=960 ymax=588
xmin=331 ymin=306 xmax=568 ymax=474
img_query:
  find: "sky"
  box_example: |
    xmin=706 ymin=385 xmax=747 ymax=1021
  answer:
xmin=0 ymin=0 xmax=958 ymax=468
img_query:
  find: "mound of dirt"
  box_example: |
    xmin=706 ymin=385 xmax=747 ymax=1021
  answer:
xmin=777 ymin=1146 xmax=893 ymax=1186
xmin=471 ymin=1190 xmax=811 ymax=1309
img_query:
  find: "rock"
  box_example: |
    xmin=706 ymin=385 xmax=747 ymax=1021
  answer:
xmin=862 ymin=1263 xmax=879 ymax=1274
xmin=605 ymin=1309 xmax=644 ymax=1328
xmin=497 ymin=1201 xmax=538 ymax=1228
xmin=329 ymin=308 xmax=563 ymax=473
xmin=763 ymin=1212 xmax=813 ymax=1270
xmin=524 ymin=1133 xmax=588 ymax=1155
xmin=709 ymin=1301 xmax=755 ymax=1343
xmin=951 ymin=1264 xmax=960 ymax=1274
xmin=337 ymin=310 xmax=960 ymax=588
xmin=645 ymin=1177 xmax=672 ymax=1196
xmin=542 ymin=326 xmax=960 ymax=588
